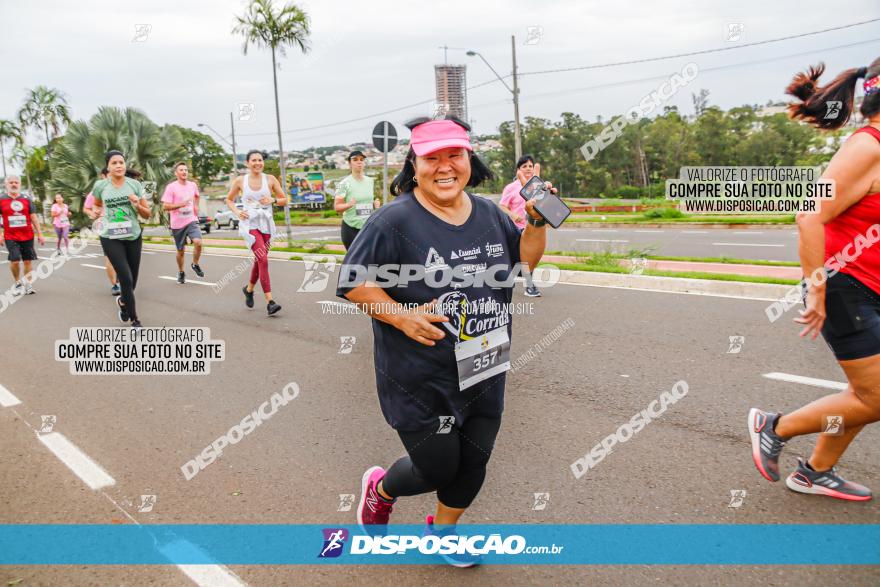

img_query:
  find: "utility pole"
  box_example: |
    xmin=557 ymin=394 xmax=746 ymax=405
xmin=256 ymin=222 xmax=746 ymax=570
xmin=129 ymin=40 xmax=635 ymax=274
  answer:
xmin=511 ymin=35 xmax=522 ymax=163
xmin=229 ymin=112 xmax=238 ymax=178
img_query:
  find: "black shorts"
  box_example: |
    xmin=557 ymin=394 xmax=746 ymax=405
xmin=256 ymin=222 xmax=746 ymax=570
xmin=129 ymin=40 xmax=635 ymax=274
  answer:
xmin=172 ymin=222 xmax=202 ymax=250
xmin=5 ymin=238 xmax=36 ymax=262
xmin=341 ymin=221 xmax=360 ymax=250
xmin=819 ymin=272 xmax=880 ymax=361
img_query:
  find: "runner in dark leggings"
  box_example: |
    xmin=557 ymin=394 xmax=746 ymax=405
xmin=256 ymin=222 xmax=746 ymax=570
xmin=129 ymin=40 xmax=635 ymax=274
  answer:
xmin=338 ymin=116 xmax=551 ymax=566
xmin=91 ymin=151 xmax=152 ymax=327
xmin=749 ymin=58 xmax=880 ymax=501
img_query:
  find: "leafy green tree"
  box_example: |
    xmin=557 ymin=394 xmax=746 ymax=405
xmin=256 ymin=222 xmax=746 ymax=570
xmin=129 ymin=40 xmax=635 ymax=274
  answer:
xmin=167 ymin=125 xmax=229 ymax=184
xmin=49 ymin=106 xmax=185 ymax=223
xmin=0 ymin=119 xmax=22 ymax=177
xmin=17 ymin=86 xmax=71 ymax=158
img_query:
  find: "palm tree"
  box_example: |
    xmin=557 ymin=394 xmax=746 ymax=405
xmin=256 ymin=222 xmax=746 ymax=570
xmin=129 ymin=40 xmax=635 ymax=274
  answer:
xmin=50 ymin=106 xmax=184 ymax=224
xmin=0 ymin=119 xmax=21 ymax=177
xmin=18 ymin=86 xmax=71 ymax=157
xmin=234 ymin=0 xmax=311 ymax=247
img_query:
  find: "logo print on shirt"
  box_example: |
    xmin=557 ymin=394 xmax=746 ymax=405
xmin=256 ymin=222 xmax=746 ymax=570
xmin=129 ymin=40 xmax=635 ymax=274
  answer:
xmin=485 ymin=242 xmax=504 ymax=258
xmin=436 ymin=290 xmax=472 ymax=342
xmin=437 ymin=416 xmax=455 ymax=434
xmin=425 ymin=247 xmax=449 ymax=272
xmin=10 ymin=200 xmax=23 ymax=213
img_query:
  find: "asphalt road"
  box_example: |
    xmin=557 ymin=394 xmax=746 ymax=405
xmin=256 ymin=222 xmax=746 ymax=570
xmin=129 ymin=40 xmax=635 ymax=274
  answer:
xmin=1 ymin=244 xmax=876 ymax=585
xmin=143 ymin=223 xmax=800 ymax=262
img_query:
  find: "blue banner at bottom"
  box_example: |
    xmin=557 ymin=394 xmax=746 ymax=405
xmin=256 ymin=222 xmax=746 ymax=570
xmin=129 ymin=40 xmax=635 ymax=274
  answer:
xmin=0 ymin=525 xmax=878 ymax=565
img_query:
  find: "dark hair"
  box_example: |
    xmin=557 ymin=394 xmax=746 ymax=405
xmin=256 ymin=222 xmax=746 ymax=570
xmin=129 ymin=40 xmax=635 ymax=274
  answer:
xmin=246 ymin=149 xmax=266 ymax=162
xmin=786 ymin=58 xmax=880 ymax=129
xmin=105 ymin=150 xmax=125 ymax=165
xmin=390 ymin=147 xmax=494 ymax=196
xmin=515 ymin=154 xmax=535 ymax=171
xmin=124 ymin=169 xmax=143 ymax=180
xmin=100 ymin=167 xmax=108 ymax=175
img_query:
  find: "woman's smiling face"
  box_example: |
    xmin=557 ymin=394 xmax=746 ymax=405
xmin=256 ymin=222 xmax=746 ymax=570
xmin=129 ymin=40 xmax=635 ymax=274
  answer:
xmin=413 ymin=147 xmax=471 ymax=204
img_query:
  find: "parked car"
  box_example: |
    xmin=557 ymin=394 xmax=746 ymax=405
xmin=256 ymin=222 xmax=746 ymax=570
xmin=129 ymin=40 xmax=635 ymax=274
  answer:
xmin=198 ymin=214 xmax=211 ymax=234
xmin=214 ymin=203 xmax=242 ymax=229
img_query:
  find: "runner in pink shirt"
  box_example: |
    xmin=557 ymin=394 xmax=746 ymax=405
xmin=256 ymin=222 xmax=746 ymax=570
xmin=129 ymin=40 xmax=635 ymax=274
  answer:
xmin=162 ymin=162 xmax=204 ymax=284
xmin=50 ymin=193 xmax=71 ymax=254
xmin=499 ymin=155 xmax=541 ymax=297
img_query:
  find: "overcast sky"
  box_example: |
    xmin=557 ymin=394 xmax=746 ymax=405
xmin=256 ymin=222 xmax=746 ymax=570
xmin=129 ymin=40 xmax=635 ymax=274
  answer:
xmin=2 ymin=0 xmax=879 ymax=169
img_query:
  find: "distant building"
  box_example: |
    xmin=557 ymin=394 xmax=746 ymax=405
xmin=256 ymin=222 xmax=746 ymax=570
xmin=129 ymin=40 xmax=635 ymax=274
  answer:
xmin=434 ymin=64 xmax=468 ymax=121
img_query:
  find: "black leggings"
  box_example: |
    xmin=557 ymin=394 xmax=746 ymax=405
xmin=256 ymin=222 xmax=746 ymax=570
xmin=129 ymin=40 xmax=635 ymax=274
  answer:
xmin=381 ymin=416 xmax=502 ymax=509
xmin=341 ymin=221 xmax=360 ymax=250
xmin=100 ymin=236 xmax=142 ymax=320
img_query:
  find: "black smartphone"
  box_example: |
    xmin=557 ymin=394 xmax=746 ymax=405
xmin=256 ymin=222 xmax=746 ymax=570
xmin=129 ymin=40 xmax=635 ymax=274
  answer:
xmin=518 ymin=175 xmax=571 ymax=229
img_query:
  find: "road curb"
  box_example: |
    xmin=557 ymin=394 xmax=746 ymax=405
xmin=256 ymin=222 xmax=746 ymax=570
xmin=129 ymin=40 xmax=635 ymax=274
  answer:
xmin=549 ymin=269 xmax=792 ymax=300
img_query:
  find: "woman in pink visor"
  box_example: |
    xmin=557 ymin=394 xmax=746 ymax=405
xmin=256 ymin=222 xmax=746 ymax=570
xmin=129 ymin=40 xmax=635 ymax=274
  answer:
xmin=337 ymin=115 xmax=553 ymax=567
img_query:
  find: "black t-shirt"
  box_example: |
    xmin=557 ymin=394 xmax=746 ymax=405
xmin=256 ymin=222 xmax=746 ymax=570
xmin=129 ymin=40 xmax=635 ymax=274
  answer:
xmin=337 ymin=191 xmax=522 ymax=431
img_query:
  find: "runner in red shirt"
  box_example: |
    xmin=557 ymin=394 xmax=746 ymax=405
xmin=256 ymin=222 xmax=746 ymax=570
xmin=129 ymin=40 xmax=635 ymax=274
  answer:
xmin=749 ymin=59 xmax=880 ymax=501
xmin=1 ymin=175 xmax=45 ymax=295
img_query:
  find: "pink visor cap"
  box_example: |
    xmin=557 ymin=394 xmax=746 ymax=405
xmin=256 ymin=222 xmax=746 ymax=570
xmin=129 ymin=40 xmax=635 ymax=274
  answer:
xmin=410 ymin=120 xmax=473 ymax=156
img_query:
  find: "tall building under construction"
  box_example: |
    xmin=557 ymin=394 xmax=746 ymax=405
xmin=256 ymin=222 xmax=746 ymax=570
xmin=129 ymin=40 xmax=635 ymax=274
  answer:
xmin=434 ymin=64 xmax=468 ymax=121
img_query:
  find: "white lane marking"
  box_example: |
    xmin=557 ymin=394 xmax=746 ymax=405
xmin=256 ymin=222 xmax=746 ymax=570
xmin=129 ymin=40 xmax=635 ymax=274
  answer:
xmin=762 ymin=372 xmax=847 ymax=391
xmin=37 ymin=256 xmax=52 ymax=260
xmin=159 ymin=276 xmax=218 ymax=287
xmin=175 ymin=565 xmax=247 ymax=587
xmin=37 ymin=432 xmax=116 ymax=490
xmin=634 ymin=230 xmax=665 ymax=233
xmin=143 ymin=251 xmax=156 ymax=255
xmin=556 ymin=228 xmax=576 ymax=232
xmin=0 ymin=383 xmax=22 ymax=407
xmin=157 ymin=540 xmax=247 ymax=587
xmin=712 ymin=242 xmax=785 ymax=247
xmin=82 ymin=263 xmax=106 ymax=269
xmin=576 ymin=239 xmax=629 ymax=243
xmin=38 ymin=247 xmax=56 ymax=252
xmin=590 ymin=229 xmax=619 ymax=233
xmin=734 ymin=231 xmax=764 ymax=235
xmin=681 ymin=230 xmax=708 ymax=234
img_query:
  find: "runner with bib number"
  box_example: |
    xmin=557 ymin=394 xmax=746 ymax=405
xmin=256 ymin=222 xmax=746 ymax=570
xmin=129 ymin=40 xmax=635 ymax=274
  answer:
xmin=338 ymin=116 xmax=549 ymax=567
xmin=90 ymin=150 xmax=152 ymax=328
xmin=334 ymin=150 xmax=379 ymax=250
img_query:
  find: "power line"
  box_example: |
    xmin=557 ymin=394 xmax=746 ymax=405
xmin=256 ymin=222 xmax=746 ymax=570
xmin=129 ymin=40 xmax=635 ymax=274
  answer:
xmin=235 ymin=18 xmax=880 ymax=139
xmin=517 ymin=17 xmax=880 ymax=78
xmin=467 ymin=37 xmax=880 ymax=109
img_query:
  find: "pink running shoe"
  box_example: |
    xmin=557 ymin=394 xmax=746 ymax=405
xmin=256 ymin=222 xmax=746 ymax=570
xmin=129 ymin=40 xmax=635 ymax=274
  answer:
xmin=357 ymin=466 xmax=394 ymax=534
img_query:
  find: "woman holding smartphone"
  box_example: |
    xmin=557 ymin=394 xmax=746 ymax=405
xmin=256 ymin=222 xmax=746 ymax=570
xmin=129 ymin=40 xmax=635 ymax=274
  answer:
xmin=500 ymin=155 xmax=542 ymax=297
xmin=338 ymin=116 xmax=551 ymax=566
xmin=749 ymin=59 xmax=880 ymax=500
xmin=90 ymin=151 xmax=151 ymax=327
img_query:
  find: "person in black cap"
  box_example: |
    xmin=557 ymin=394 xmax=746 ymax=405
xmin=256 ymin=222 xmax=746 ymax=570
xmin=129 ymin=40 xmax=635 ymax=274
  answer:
xmin=334 ymin=150 xmax=380 ymax=249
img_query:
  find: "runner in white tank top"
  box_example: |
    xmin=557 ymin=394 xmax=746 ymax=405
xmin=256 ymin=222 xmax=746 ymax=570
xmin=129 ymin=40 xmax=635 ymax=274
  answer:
xmin=224 ymin=150 xmax=288 ymax=316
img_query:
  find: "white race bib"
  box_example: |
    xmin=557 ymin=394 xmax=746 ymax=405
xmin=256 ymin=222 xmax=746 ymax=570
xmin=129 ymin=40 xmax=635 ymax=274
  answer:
xmin=106 ymin=219 xmax=133 ymax=239
xmin=8 ymin=215 xmax=27 ymax=228
xmin=454 ymin=326 xmax=511 ymax=391
xmin=58 ymin=216 xmax=70 ymax=227
xmin=356 ymin=203 xmax=373 ymax=217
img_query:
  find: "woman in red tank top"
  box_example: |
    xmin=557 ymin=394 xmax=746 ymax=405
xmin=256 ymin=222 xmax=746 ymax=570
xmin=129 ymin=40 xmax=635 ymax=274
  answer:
xmin=749 ymin=58 xmax=880 ymax=501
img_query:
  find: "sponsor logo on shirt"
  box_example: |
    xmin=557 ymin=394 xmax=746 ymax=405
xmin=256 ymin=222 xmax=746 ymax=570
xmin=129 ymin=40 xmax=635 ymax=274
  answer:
xmin=485 ymin=242 xmax=504 ymax=258
xmin=436 ymin=290 xmax=509 ymax=342
xmin=425 ymin=247 xmax=450 ymax=272
xmin=449 ymin=245 xmax=481 ymax=261
xmin=458 ymin=262 xmax=487 ymax=275
xmin=10 ymin=200 xmax=24 ymax=212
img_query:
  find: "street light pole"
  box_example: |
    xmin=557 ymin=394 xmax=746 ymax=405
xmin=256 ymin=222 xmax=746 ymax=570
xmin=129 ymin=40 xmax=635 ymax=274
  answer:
xmin=467 ymin=41 xmax=523 ymax=166
xmin=229 ymin=112 xmax=238 ymax=178
xmin=511 ymin=35 xmax=522 ymax=163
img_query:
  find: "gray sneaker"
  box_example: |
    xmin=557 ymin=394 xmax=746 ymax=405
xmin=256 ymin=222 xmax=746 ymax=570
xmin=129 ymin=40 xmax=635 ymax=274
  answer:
xmin=23 ymin=281 xmax=35 ymax=295
xmin=748 ymin=408 xmax=788 ymax=482
xmin=786 ymin=457 xmax=872 ymax=501
xmin=524 ymin=285 xmax=542 ymax=297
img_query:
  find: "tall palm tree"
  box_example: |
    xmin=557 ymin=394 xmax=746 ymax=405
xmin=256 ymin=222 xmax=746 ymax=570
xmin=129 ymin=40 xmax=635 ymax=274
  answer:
xmin=0 ymin=119 xmax=21 ymax=177
xmin=234 ymin=0 xmax=311 ymax=247
xmin=50 ymin=106 xmax=184 ymax=223
xmin=18 ymin=85 xmax=71 ymax=157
